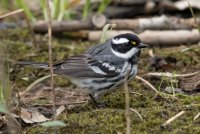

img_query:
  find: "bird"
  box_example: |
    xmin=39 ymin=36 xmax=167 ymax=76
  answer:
xmin=17 ymin=33 xmax=148 ymax=107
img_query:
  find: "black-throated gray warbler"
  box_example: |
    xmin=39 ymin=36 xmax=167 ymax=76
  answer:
xmin=18 ymin=33 xmax=148 ymax=107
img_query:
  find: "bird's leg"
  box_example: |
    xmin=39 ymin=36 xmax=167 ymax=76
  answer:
xmin=89 ymin=94 xmax=105 ymax=108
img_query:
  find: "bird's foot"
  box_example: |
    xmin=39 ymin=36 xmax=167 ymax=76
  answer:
xmin=89 ymin=94 xmax=106 ymax=108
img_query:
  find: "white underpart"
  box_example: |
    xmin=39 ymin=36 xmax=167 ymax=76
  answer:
xmin=111 ymin=47 xmax=139 ymax=59
xmin=112 ymin=38 xmax=129 ymax=44
xmin=89 ymin=66 xmax=107 ymax=75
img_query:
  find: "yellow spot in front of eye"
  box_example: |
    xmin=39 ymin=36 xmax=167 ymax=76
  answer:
xmin=131 ymin=41 xmax=137 ymax=45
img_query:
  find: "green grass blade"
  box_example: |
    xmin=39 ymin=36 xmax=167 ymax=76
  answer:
xmin=41 ymin=0 xmax=47 ymax=20
xmin=98 ymin=0 xmax=111 ymax=14
xmin=15 ymin=0 xmax=36 ymax=22
xmin=58 ymin=0 xmax=68 ymax=21
xmin=52 ymin=0 xmax=61 ymax=19
xmin=82 ymin=0 xmax=91 ymax=20
xmin=188 ymin=1 xmax=200 ymax=34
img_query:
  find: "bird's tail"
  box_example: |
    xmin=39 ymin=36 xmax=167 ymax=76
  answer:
xmin=16 ymin=61 xmax=50 ymax=69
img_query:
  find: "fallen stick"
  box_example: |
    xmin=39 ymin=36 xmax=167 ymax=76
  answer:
xmin=33 ymin=14 xmax=107 ymax=32
xmin=88 ymin=29 xmax=200 ymax=45
xmin=109 ymin=15 xmax=200 ymax=31
xmin=32 ymin=15 xmax=200 ymax=33
xmin=139 ymin=29 xmax=200 ymax=45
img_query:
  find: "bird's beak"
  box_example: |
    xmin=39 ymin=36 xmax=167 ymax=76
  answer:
xmin=138 ymin=43 xmax=149 ymax=48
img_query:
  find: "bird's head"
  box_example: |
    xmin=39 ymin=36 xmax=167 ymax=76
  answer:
xmin=111 ymin=33 xmax=148 ymax=59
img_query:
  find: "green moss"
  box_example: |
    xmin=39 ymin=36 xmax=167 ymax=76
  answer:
xmin=27 ymin=90 xmax=200 ymax=134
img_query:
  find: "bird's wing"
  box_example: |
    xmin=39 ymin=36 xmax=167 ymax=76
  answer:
xmin=53 ymin=54 xmax=120 ymax=78
xmin=85 ymin=41 xmax=109 ymax=56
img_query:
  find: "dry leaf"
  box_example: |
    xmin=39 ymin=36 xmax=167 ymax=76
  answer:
xmin=20 ymin=108 xmax=49 ymax=123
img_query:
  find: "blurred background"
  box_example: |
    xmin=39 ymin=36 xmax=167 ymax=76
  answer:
xmin=0 ymin=0 xmax=200 ymax=134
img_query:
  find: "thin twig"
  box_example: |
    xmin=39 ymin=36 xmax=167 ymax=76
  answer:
xmin=147 ymin=71 xmax=200 ymax=78
xmin=162 ymin=111 xmax=185 ymax=127
xmin=124 ymin=69 xmax=131 ymax=134
xmin=46 ymin=0 xmax=56 ymax=120
xmin=0 ymin=9 xmax=24 ymax=19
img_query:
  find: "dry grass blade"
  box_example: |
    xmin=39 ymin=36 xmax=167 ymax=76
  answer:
xmin=135 ymin=76 xmax=159 ymax=95
xmin=46 ymin=0 xmax=56 ymax=120
xmin=25 ymin=74 xmax=58 ymax=92
xmin=0 ymin=9 xmax=24 ymax=19
xmin=20 ymin=74 xmax=58 ymax=104
xmin=194 ymin=113 xmax=200 ymax=121
xmin=162 ymin=111 xmax=185 ymax=127
xmin=130 ymin=108 xmax=143 ymax=121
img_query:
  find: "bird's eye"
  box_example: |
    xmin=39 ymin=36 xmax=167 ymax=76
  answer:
xmin=131 ymin=41 xmax=137 ymax=45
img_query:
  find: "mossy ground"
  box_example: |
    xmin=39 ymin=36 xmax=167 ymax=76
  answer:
xmin=1 ymin=29 xmax=200 ymax=134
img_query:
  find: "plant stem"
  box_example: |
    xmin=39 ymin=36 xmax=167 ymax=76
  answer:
xmin=46 ymin=0 xmax=56 ymax=120
xmin=124 ymin=69 xmax=131 ymax=134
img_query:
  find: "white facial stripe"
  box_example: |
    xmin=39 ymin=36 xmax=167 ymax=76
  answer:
xmin=112 ymin=38 xmax=129 ymax=44
xmin=111 ymin=47 xmax=138 ymax=59
xmin=90 ymin=66 xmax=107 ymax=75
